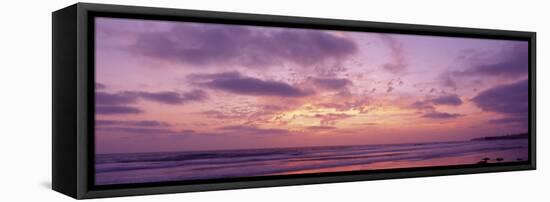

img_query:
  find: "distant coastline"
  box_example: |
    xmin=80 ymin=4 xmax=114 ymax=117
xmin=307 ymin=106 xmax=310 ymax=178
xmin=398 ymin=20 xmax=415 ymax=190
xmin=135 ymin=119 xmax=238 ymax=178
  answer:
xmin=470 ymin=133 xmax=529 ymax=141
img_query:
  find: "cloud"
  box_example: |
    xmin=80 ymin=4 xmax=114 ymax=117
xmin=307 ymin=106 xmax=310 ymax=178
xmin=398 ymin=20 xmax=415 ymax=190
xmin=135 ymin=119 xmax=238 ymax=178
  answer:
xmin=471 ymin=79 xmax=528 ymax=116
xmin=131 ymin=90 xmax=208 ymax=105
xmin=429 ymin=94 xmax=462 ymax=106
xmin=455 ymin=43 xmax=528 ymax=79
xmin=96 ymin=119 xmax=170 ymax=127
xmin=410 ymin=101 xmax=435 ymax=111
xmin=379 ymin=34 xmax=407 ymax=73
xmin=421 ymin=111 xmax=463 ymax=119
xmin=314 ymin=113 xmax=355 ymax=126
xmin=305 ymin=126 xmax=337 ymax=130
xmin=192 ymin=72 xmax=311 ymax=97
xmin=310 ymin=77 xmax=352 ymax=90
xmin=96 ymin=105 xmax=143 ymax=114
xmin=97 ymin=127 xmax=194 ymax=136
xmin=440 ymin=73 xmax=457 ymax=89
xmin=95 ymin=92 xmax=143 ymax=115
xmin=202 ymin=104 xmax=289 ymax=126
xmin=96 ymin=92 xmax=138 ymax=105
xmin=409 ymin=94 xmax=462 ymax=113
xmin=95 ymin=89 xmax=207 ymax=115
xmin=95 ymin=92 xmax=141 ymax=115
xmin=96 ymin=82 xmax=107 ymax=90
xmin=130 ymin=23 xmax=357 ymax=68
xmin=97 ymin=90 xmax=207 ymax=105
xmin=316 ymin=98 xmax=370 ymax=113
xmin=217 ymin=125 xmax=289 ymax=136
xmin=202 ymin=110 xmax=242 ymax=120
xmin=410 ymin=94 xmax=464 ymax=120
xmin=471 ymin=79 xmax=528 ymax=126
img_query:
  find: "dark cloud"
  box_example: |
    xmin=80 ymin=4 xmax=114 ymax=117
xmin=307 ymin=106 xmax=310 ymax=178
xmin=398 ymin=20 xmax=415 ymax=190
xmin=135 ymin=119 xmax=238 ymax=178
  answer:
xmin=471 ymin=79 xmax=528 ymax=126
xmin=95 ymin=89 xmax=207 ymax=115
xmin=410 ymin=94 xmax=463 ymax=119
xmin=457 ymin=43 xmax=528 ymax=79
xmin=409 ymin=94 xmax=464 ymax=120
xmin=96 ymin=105 xmax=143 ymax=115
xmin=429 ymin=94 xmax=462 ymax=106
xmin=98 ymin=127 xmax=173 ymax=134
xmin=379 ymin=35 xmax=407 ymax=73
xmin=97 ymin=127 xmax=195 ymax=136
xmin=96 ymin=120 xmax=170 ymax=127
xmin=96 ymin=82 xmax=107 ymax=90
xmin=192 ymin=72 xmax=311 ymax=97
xmin=471 ymin=79 xmax=528 ymax=116
xmin=421 ymin=111 xmax=463 ymax=119
xmin=134 ymin=91 xmax=183 ymax=104
xmin=410 ymin=101 xmax=435 ymax=111
xmin=131 ymin=90 xmax=208 ymax=105
xmin=311 ymin=77 xmax=352 ymax=90
xmin=97 ymin=90 xmax=207 ymax=105
xmin=96 ymin=92 xmax=138 ymax=105
xmin=131 ymin=23 xmax=357 ymax=68
xmin=217 ymin=125 xmax=289 ymax=136
xmin=95 ymin=91 xmax=141 ymax=115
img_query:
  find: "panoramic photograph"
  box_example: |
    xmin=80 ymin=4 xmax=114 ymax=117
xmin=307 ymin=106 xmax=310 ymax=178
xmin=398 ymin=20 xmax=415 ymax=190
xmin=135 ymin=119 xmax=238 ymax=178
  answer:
xmin=94 ymin=17 xmax=529 ymax=185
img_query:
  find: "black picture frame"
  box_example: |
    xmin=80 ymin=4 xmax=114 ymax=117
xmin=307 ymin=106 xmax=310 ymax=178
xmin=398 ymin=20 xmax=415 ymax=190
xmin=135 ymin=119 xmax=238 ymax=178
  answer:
xmin=52 ymin=2 xmax=536 ymax=199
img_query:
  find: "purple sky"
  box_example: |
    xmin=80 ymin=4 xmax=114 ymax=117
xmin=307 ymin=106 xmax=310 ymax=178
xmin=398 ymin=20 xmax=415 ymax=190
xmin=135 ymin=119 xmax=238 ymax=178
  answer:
xmin=95 ymin=17 xmax=529 ymax=154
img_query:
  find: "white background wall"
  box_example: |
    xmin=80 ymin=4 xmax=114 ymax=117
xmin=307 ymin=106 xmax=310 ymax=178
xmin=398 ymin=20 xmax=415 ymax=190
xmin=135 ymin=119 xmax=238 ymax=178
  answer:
xmin=0 ymin=0 xmax=547 ymax=201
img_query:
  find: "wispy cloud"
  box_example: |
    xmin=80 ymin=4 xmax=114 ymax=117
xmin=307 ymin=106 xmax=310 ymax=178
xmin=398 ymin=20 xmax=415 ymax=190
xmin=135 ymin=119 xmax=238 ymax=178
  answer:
xmin=96 ymin=105 xmax=143 ymax=115
xmin=315 ymin=113 xmax=355 ymax=126
xmin=456 ymin=43 xmax=528 ymax=79
xmin=305 ymin=126 xmax=337 ymax=130
xmin=191 ymin=71 xmax=312 ymax=97
xmin=95 ymin=82 xmax=107 ymax=90
xmin=310 ymin=77 xmax=352 ymax=91
xmin=379 ymin=34 xmax=407 ymax=73
xmin=409 ymin=94 xmax=463 ymax=111
xmin=429 ymin=94 xmax=463 ymax=106
xmin=97 ymin=89 xmax=206 ymax=107
xmin=97 ymin=127 xmax=195 ymax=136
xmin=96 ymin=88 xmax=207 ymax=115
xmin=96 ymin=119 xmax=171 ymax=127
xmin=130 ymin=90 xmax=208 ymax=105
xmin=217 ymin=125 xmax=289 ymax=136
xmin=96 ymin=91 xmax=138 ymax=105
xmin=421 ymin=111 xmax=463 ymax=119
xmin=128 ymin=23 xmax=357 ymax=68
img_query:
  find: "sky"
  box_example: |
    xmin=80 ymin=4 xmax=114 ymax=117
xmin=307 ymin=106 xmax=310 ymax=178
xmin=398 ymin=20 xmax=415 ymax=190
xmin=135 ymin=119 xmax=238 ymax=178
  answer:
xmin=94 ymin=17 xmax=529 ymax=154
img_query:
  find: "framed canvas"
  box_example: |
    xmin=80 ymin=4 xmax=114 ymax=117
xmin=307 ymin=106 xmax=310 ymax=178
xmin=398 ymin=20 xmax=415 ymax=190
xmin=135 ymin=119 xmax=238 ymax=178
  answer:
xmin=52 ymin=3 xmax=536 ymax=199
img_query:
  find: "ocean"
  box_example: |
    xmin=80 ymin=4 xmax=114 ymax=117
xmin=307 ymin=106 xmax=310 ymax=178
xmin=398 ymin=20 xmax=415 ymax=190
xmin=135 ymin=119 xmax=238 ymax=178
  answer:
xmin=95 ymin=138 xmax=528 ymax=185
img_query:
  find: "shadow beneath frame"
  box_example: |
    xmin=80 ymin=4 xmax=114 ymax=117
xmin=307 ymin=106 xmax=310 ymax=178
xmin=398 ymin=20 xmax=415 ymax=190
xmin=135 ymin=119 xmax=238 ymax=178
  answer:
xmin=41 ymin=181 xmax=52 ymax=189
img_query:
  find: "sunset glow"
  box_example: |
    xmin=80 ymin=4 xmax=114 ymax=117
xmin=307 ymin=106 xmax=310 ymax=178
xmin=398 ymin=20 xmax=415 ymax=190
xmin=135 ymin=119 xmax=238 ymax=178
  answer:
xmin=94 ymin=17 xmax=528 ymax=154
